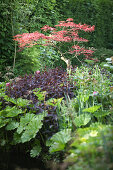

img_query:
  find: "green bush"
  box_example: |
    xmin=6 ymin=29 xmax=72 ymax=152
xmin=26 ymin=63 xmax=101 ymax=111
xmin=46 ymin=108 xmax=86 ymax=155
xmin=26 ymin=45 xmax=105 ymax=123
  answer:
xmin=64 ymin=0 xmax=113 ymax=49
xmin=94 ymin=47 xmax=113 ymax=62
xmin=0 ymin=1 xmax=14 ymax=77
xmin=14 ymin=45 xmax=60 ymax=76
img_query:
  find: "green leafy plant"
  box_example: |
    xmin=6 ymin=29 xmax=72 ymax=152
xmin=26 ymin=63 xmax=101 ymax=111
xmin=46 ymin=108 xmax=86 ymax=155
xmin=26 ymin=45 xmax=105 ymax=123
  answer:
xmin=14 ymin=18 xmax=95 ymax=72
xmin=33 ymin=88 xmax=47 ymax=103
xmin=0 ymin=83 xmax=47 ymax=157
xmin=64 ymin=123 xmax=113 ymax=170
xmin=30 ymin=139 xmax=42 ymax=158
xmin=73 ymin=114 xmax=91 ymax=128
xmin=46 ymin=129 xmax=71 ymax=153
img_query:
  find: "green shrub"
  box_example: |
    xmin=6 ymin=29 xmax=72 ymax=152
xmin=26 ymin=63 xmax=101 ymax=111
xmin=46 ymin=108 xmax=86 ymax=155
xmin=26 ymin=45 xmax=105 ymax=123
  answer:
xmin=64 ymin=0 xmax=113 ymax=49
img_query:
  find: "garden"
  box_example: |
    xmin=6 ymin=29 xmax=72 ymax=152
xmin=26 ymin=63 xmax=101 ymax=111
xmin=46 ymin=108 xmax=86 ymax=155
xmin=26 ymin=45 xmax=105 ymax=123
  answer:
xmin=0 ymin=0 xmax=113 ymax=170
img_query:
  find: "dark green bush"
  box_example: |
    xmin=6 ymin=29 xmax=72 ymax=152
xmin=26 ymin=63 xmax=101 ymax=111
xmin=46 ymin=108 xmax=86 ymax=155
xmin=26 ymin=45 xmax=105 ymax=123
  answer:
xmin=0 ymin=1 xmax=14 ymax=77
xmin=63 ymin=0 xmax=113 ymax=49
xmin=94 ymin=47 xmax=113 ymax=63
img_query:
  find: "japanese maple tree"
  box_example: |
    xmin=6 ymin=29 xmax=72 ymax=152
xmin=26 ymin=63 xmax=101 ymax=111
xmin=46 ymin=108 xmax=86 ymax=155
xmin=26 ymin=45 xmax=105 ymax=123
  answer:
xmin=14 ymin=18 xmax=95 ymax=70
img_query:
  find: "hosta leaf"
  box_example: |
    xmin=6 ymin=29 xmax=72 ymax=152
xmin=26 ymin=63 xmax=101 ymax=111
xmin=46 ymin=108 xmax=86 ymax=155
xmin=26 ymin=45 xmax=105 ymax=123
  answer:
xmin=30 ymin=143 xmax=42 ymax=157
xmin=73 ymin=114 xmax=91 ymax=127
xmin=82 ymin=105 xmax=102 ymax=113
xmin=6 ymin=121 xmax=19 ymax=130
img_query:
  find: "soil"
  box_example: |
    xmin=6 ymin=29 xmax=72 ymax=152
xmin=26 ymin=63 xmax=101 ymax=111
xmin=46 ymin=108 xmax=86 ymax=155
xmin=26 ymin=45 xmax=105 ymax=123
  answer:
xmin=0 ymin=151 xmax=49 ymax=170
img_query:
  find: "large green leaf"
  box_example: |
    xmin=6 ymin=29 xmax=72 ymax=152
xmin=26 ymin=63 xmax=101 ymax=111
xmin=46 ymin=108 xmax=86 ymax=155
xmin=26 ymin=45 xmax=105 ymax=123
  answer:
xmin=17 ymin=113 xmax=35 ymax=134
xmin=0 ymin=118 xmax=10 ymax=128
xmin=49 ymin=142 xmax=65 ymax=153
xmin=16 ymin=98 xmax=31 ymax=107
xmin=73 ymin=114 xmax=91 ymax=127
xmin=6 ymin=120 xmax=19 ymax=130
xmin=5 ymin=106 xmax=22 ymax=117
xmin=50 ymin=129 xmax=71 ymax=144
xmin=4 ymin=96 xmax=17 ymax=105
xmin=13 ymin=132 xmax=22 ymax=144
xmin=30 ymin=141 xmax=42 ymax=158
xmin=3 ymin=96 xmax=31 ymax=107
xmin=82 ymin=105 xmax=102 ymax=113
xmin=17 ymin=112 xmax=47 ymax=143
xmin=49 ymin=129 xmax=71 ymax=153
xmin=21 ymin=117 xmax=43 ymax=143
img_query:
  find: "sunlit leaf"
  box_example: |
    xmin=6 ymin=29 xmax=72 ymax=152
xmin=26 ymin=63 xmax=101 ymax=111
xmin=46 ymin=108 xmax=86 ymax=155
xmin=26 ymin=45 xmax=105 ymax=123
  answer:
xmin=82 ymin=105 xmax=102 ymax=113
xmin=73 ymin=114 xmax=91 ymax=127
xmin=46 ymin=97 xmax=63 ymax=106
xmin=50 ymin=129 xmax=71 ymax=144
xmin=49 ymin=129 xmax=71 ymax=153
xmin=49 ymin=142 xmax=65 ymax=153
xmin=4 ymin=96 xmax=17 ymax=104
xmin=5 ymin=106 xmax=22 ymax=117
xmin=16 ymin=98 xmax=31 ymax=107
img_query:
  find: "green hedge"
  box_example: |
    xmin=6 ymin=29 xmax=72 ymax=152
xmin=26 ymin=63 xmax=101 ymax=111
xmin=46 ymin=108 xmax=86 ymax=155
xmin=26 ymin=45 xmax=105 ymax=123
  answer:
xmin=64 ymin=0 xmax=113 ymax=49
xmin=0 ymin=1 xmax=14 ymax=79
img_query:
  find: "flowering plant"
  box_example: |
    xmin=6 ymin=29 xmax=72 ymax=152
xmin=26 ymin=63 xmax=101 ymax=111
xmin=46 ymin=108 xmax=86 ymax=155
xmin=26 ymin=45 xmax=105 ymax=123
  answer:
xmin=14 ymin=18 xmax=95 ymax=70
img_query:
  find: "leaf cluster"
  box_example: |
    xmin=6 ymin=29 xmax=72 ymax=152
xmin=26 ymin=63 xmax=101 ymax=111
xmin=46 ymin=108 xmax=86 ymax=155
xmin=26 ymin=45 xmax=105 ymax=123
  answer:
xmin=6 ymin=67 xmax=74 ymax=105
xmin=0 ymin=84 xmax=47 ymax=157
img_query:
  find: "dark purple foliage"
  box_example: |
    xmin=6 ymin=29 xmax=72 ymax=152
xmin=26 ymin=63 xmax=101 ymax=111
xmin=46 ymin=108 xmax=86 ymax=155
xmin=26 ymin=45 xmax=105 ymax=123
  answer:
xmin=6 ymin=67 xmax=74 ymax=103
xmin=6 ymin=67 xmax=75 ymax=138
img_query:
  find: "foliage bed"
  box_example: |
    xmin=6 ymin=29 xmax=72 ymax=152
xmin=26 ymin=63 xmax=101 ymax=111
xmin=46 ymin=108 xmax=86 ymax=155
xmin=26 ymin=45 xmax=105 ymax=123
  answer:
xmin=0 ymin=63 xmax=113 ymax=169
xmin=0 ymin=1 xmax=113 ymax=169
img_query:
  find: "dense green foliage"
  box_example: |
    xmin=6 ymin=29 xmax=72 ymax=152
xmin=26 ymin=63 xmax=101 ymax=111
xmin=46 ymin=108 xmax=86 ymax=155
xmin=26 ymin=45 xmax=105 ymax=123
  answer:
xmin=0 ymin=1 xmax=113 ymax=168
xmin=0 ymin=61 xmax=113 ymax=169
xmin=0 ymin=0 xmax=61 ymax=78
xmin=64 ymin=0 xmax=113 ymax=49
xmin=0 ymin=0 xmax=113 ymax=78
xmin=0 ymin=1 xmax=15 ymax=79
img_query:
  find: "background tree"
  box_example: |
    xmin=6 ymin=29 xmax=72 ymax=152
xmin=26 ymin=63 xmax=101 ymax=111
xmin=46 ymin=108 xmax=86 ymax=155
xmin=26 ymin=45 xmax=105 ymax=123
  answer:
xmin=0 ymin=0 xmax=113 ymax=80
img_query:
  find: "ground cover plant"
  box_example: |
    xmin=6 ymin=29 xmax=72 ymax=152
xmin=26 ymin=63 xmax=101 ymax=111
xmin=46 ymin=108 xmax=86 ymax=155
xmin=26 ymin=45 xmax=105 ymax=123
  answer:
xmin=0 ymin=68 xmax=74 ymax=160
xmin=1 ymin=63 xmax=113 ymax=169
xmin=45 ymin=65 xmax=113 ymax=169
